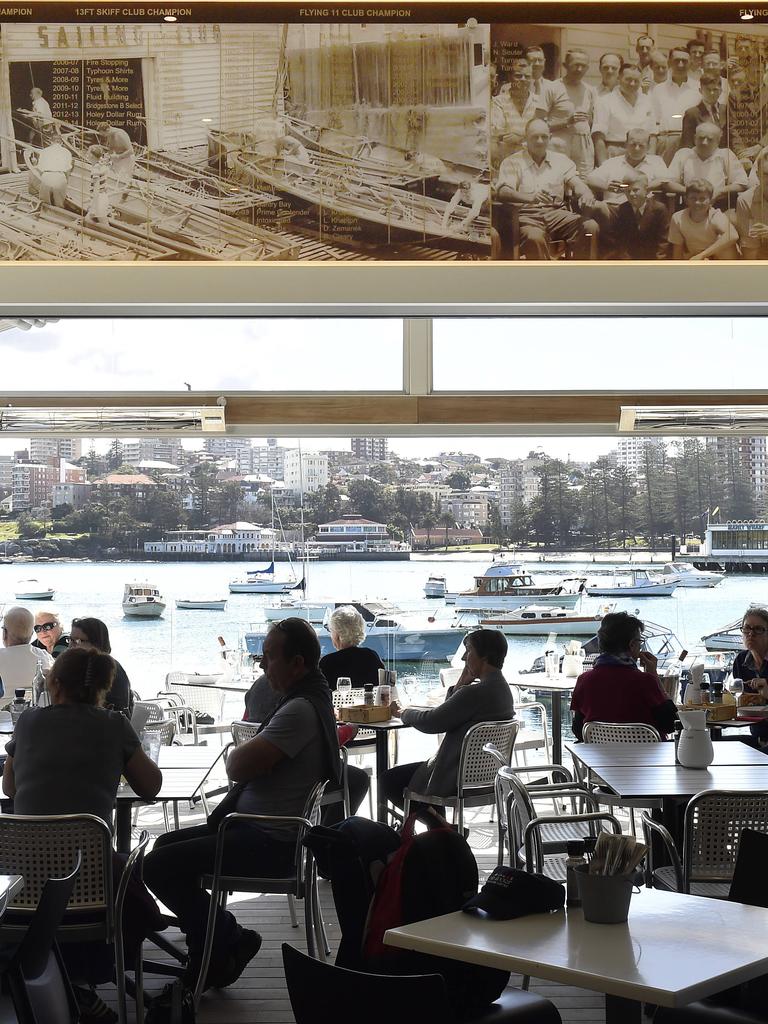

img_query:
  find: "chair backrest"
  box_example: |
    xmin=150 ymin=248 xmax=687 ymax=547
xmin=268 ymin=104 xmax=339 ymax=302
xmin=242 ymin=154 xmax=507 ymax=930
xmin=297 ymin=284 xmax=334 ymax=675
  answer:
xmin=133 ymin=700 xmax=165 ymax=725
xmin=0 ymin=814 xmax=113 ymax=932
xmin=165 ymin=671 xmax=188 ymax=689
xmin=282 ymin=942 xmax=451 ymax=1024
xmin=7 ymin=854 xmax=81 ymax=1024
xmin=331 ymin=687 xmax=364 ymax=709
xmin=583 ymin=721 xmax=661 ymax=744
xmin=684 ymin=790 xmax=768 ymax=887
xmin=457 ymin=719 xmax=519 ymax=791
xmin=143 ymin=719 xmax=176 ymax=745
xmin=496 ymin=767 xmax=537 ymax=859
xmin=164 ymin=682 xmax=225 ymax=720
xmin=232 ymin=720 xmax=260 ymax=745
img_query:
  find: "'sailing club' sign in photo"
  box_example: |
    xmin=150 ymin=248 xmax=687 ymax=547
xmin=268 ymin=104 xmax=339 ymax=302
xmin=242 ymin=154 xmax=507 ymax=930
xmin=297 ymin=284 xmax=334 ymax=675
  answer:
xmin=0 ymin=3 xmax=766 ymax=263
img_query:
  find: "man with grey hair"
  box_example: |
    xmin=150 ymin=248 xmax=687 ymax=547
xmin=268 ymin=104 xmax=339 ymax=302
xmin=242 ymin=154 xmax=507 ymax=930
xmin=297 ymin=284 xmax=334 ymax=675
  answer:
xmin=0 ymin=606 xmax=53 ymax=699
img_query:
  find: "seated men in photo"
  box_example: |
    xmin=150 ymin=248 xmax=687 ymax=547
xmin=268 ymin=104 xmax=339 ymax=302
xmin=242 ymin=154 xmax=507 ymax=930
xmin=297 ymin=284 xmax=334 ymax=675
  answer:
xmin=613 ymin=173 xmax=670 ymax=259
xmin=669 ymin=178 xmax=739 ymax=260
xmin=570 ymin=612 xmax=677 ymax=740
xmin=667 ymin=122 xmax=748 ymax=212
xmin=495 ymin=118 xmax=597 ymax=259
xmin=587 ymin=128 xmax=669 ymax=247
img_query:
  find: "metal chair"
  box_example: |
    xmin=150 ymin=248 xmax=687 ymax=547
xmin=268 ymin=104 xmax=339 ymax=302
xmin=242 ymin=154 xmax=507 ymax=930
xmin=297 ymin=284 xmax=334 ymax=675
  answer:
xmin=231 ymin=720 xmax=260 ymax=745
xmin=511 ymin=689 xmax=552 ymax=765
xmin=132 ymin=700 xmax=166 ymax=725
xmin=142 ymin=719 xmax=176 ymax=746
xmin=4 ymin=854 xmax=81 ymax=1024
xmin=579 ymin=721 xmax=663 ymax=834
xmin=281 ymin=941 xmax=564 ymax=1024
xmin=497 ymin=767 xmax=615 ymax=878
xmin=331 ymin=687 xmax=376 ymax=815
xmin=642 ymin=790 xmax=768 ymax=898
xmin=192 ymin=781 xmax=328 ymax=1007
xmin=0 ymin=814 xmax=150 ymax=1024
xmin=403 ymin=720 xmax=519 ymax=835
xmin=161 ymin=681 xmax=227 ymax=743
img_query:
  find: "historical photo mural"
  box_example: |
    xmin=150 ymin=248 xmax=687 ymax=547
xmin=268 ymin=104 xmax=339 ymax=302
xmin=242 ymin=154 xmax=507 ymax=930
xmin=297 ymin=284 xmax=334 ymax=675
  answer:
xmin=0 ymin=4 xmax=765 ymax=262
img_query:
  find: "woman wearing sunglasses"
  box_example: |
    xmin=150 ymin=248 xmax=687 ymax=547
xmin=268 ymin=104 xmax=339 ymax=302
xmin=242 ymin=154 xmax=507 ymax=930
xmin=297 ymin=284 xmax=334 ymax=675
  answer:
xmin=732 ymin=606 xmax=768 ymax=748
xmin=31 ymin=610 xmax=70 ymax=658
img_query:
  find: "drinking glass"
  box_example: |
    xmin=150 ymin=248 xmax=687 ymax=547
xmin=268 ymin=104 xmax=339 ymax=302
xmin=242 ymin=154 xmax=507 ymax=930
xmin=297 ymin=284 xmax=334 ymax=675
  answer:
xmin=336 ymin=677 xmax=352 ymax=703
xmin=728 ymin=674 xmax=744 ymax=700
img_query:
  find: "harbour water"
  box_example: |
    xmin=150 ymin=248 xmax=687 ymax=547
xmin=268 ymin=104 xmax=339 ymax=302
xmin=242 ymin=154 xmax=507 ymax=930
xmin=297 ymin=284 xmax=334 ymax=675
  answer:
xmin=1 ymin=557 xmax=766 ymax=698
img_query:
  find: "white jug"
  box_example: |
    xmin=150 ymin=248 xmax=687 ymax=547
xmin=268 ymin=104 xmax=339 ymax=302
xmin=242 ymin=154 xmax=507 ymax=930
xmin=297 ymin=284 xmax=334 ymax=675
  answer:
xmin=561 ymin=652 xmax=585 ymax=678
xmin=676 ymin=709 xmax=714 ymax=769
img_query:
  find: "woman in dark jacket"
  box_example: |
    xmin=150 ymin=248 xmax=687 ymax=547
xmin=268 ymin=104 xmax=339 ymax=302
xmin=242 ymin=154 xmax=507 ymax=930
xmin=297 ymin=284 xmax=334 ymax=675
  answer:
xmin=70 ymin=617 xmax=133 ymax=716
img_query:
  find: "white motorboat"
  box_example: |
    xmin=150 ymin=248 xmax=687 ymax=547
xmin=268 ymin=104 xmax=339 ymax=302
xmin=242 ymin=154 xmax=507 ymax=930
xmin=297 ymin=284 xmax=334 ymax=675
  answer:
xmin=424 ymin=574 xmax=447 ymax=599
xmin=229 ymin=561 xmax=304 ymax=594
xmin=660 ymin=563 xmax=725 ymax=588
xmin=456 ymin=604 xmax=611 ymax=636
xmin=14 ymin=580 xmax=55 ymax=600
xmin=446 ymin=563 xmax=583 ymax=611
xmin=122 ymin=582 xmax=166 ymax=618
xmin=263 ymin=600 xmax=328 ymax=624
xmin=585 ymin=569 xmax=678 ymax=598
xmin=175 ymin=599 xmax=227 ymax=611
xmin=701 ymin=619 xmax=743 ymax=651
xmin=246 ymin=601 xmax=461 ymax=662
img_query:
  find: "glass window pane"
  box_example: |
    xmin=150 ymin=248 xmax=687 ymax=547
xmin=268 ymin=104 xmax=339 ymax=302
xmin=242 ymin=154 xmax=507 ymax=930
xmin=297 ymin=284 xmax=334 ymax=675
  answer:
xmin=0 ymin=318 xmax=403 ymax=391
xmin=433 ymin=318 xmax=762 ymax=391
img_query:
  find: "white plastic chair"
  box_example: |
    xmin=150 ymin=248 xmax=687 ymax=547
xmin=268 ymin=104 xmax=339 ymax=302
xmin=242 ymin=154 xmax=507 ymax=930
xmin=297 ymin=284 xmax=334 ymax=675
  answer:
xmin=403 ymin=720 xmax=519 ymax=834
xmin=579 ymin=720 xmax=662 ymax=835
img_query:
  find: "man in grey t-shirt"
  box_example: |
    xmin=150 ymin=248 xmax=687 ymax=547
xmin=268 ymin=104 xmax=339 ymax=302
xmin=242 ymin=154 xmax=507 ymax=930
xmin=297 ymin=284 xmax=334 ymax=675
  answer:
xmin=144 ymin=618 xmax=339 ymax=992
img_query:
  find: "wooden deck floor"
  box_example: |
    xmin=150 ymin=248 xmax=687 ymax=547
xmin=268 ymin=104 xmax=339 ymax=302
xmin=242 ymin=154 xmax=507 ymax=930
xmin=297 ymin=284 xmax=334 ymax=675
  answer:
xmin=108 ymin=793 xmax=607 ymax=1024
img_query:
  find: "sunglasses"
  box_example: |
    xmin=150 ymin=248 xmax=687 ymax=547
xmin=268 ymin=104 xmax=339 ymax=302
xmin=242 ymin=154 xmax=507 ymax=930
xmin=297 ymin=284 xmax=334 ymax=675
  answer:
xmin=33 ymin=622 xmax=58 ymax=634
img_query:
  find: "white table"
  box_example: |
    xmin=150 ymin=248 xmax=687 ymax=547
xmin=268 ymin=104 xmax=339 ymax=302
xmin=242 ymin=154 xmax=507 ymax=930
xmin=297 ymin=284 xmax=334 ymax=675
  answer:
xmin=567 ymin=740 xmax=768 ymax=770
xmin=385 ymin=888 xmax=768 ymax=1024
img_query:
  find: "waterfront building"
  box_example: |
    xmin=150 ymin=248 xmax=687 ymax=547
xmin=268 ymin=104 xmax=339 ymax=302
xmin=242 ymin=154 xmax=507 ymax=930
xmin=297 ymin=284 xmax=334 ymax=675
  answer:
xmin=691 ymin=520 xmax=768 ymax=569
xmin=206 ymin=522 xmax=279 ymax=555
xmin=310 ymin=514 xmax=410 ymax=554
xmin=29 ymin=437 xmax=82 ymax=463
xmin=283 ymin=450 xmax=329 ymax=494
xmin=351 ymin=437 xmax=389 ymax=461
xmin=144 ymin=530 xmax=210 ymax=555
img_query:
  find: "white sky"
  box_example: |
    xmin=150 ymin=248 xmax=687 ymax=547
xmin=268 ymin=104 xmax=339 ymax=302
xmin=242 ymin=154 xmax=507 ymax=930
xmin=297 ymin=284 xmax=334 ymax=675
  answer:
xmin=0 ymin=316 xmax=757 ymax=463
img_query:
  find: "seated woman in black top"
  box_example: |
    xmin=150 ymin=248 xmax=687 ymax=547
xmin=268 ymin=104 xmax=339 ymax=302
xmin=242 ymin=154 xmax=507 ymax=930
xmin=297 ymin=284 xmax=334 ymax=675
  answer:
xmin=3 ymin=646 xmax=162 ymax=1024
xmin=70 ymin=616 xmax=133 ymax=715
xmin=319 ymin=605 xmax=384 ymax=689
xmin=732 ymin=605 xmax=768 ymax=747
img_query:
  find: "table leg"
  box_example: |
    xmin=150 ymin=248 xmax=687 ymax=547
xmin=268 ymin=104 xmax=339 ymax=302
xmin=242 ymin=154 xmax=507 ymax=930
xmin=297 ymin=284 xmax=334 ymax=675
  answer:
xmin=605 ymin=995 xmax=641 ymax=1024
xmin=551 ymin=692 xmax=562 ymax=766
xmin=376 ymin=730 xmax=389 ymax=824
xmin=115 ymin=802 xmax=132 ymax=855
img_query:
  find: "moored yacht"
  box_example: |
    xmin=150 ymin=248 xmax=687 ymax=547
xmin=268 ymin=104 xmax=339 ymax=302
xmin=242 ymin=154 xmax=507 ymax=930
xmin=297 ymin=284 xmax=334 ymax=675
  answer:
xmin=585 ymin=569 xmax=678 ymax=597
xmin=122 ymin=582 xmax=166 ymax=618
xmin=446 ymin=563 xmax=583 ymax=611
xmin=229 ymin=562 xmax=304 ymax=594
xmin=660 ymin=563 xmax=725 ymax=588
xmin=14 ymin=580 xmax=55 ymax=600
xmin=424 ymin=574 xmax=447 ymax=598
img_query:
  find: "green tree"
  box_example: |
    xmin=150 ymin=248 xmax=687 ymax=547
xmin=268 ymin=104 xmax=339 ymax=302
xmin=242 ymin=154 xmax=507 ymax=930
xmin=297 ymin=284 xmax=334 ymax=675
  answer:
xmin=446 ymin=471 xmax=471 ymax=491
xmin=144 ymin=489 xmax=184 ymax=533
xmin=347 ymin=479 xmax=393 ymax=522
xmin=420 ymin=511 xmax=437 ymax=548
xmin=17 ymin=513 xmax=45 ymax=539
xmin=106 ymin=439 xmax=124 ymax=471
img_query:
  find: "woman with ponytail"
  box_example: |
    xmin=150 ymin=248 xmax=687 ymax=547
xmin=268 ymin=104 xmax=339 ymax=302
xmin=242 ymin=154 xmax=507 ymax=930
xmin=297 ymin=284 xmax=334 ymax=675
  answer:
xmin=3 ymin=645 xmax=160 ymax=823
xmin=2 ymin=645 xmax=162 ymax=1024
